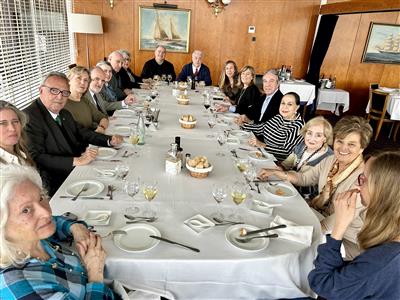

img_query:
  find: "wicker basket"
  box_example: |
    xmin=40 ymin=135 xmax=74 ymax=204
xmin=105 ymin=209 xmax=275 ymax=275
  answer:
xmin=186 ymin=164 xmax=213 ymax=178
xmin=179 ymin=118 xmax=196 ymax=129
xmin=177 ymin=97 xmax=190 ymax=105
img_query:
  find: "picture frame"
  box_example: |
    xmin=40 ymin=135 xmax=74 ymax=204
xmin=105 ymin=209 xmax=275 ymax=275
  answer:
xmin=362 ymin=22 xmax=400 ymax=65
xmin=139 ymin=6 xmax=191 ymax=53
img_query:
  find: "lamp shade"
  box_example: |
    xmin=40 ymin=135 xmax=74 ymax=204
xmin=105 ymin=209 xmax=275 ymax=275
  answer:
xmin=68 ymin=13 xmax=103 ymax=34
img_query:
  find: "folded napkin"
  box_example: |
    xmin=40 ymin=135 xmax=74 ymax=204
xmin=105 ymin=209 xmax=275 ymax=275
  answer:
xmin=270 ymin=215 xmax=313 ymax=246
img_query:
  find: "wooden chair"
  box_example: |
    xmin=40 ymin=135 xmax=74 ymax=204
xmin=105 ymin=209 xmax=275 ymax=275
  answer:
xmin=366 ymin=87 xmax=395 ymax=141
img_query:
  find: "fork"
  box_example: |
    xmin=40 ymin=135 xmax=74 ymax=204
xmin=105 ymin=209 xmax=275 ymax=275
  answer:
xmin=255 ymin=182 xmax=261 ymax=194
xmin=235 ymin=233 xmax=279 ymax=243
xmin=71 ymin=184 xmax=88 ymax=201
xmin=108 ymin=185 xmax=116 ymax=200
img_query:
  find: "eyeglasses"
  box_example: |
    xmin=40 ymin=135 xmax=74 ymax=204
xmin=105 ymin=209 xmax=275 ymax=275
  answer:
xmin=358 ymin=173 xmax=367 ymax=186
xmin=42 ymin=86 xmax=71 ymax=97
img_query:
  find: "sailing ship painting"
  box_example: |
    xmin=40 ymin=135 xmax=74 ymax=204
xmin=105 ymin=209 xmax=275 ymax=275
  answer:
xmin=139 ymin=7 xmax=190 ymax=53
xmin=362 ymin=23 xmax=400 ymax=65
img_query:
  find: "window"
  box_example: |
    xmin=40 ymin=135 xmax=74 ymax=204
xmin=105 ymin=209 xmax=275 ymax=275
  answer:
xmin=0 ymin=0 xmax=73 ymax=109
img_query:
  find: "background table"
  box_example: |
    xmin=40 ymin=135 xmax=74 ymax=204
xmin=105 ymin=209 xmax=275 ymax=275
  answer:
xmin=50 ymin=86 xmax=322 ymax=299
xmin=316 ymin=88 xmax=350 ymax=115
xmin=280 ymin=81 xmax=315 ymax=106
xmin=365 ymin=88 xmax=400 ymax=121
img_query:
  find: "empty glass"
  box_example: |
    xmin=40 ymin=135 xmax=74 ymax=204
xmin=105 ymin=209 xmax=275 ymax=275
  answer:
xmin=115 ymin=164 xmax=129 ymax=181
xmin=207 ymin=115 xmax=216 ymax=138
xmin=211 ymin=184 xmax=227 ymax=220
xmin=216 ymin=132 xmax=227 ymax=156
xmin=125 ymin=177 xmax=141 ymax=215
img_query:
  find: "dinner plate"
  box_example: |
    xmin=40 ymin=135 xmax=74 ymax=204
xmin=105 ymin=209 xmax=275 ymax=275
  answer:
xmin=248 ymin=150 xmax=274 ymax=161
xmin=84 ymin=210 xmax=111 ymax=226
xmin=113 ymin=224 xmax=161 ymax=253
xmin=66 ymin=180 xmax=105 ymax=197
xmin=263 ymin=182 xmax=297 ymax=198
xmin=97 ymin=147 xmax=117 ymax=160
xmin=225 ymin=224 xmax=269 ymax=251
xmin=230 ymin=130 xmax=251 ymax=140
xmin=114 ymin=109 xmax=137 ymax=118
xmin=113 ymin=126 xmax=131 ymax=136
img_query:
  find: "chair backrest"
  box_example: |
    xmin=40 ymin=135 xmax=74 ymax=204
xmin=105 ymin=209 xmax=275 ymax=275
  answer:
xmin=370 ymin=89 xmax=390 ymax=115
xmin=255 ymin=74 xmax=263 ymax=89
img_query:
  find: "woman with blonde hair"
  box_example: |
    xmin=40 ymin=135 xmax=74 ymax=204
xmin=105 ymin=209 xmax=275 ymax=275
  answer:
xmin=218 ymin=60 xmax=240 ymax=104
xmin=259 ymin=116 xmax=373 ymax=258
xmin=64 ymin=66 xmax=109 ymax=133
xmin=0 ymin=100 xmax=34 ymax=166
xmin=308 ymin=151 xmax=400 ymax=299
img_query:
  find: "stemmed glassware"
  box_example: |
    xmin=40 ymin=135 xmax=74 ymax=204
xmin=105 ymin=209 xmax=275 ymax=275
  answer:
xmin=167 ymin=74 xmax=173 ymax=85
xmin=207 ymin=114 xmax=216 ymax=138
xmin=129 ymin=126 xmax=140 ymax=157
xmin=203 ymin=95 xmax=211 ymax=116
xmin=143 ymin=181 xmax=158 ymax=217
xmin=150 ymin=90 xmax=158 ymax=101
xmin=235 ymin=158 xmax=250 ymax=173
xmin=216 ymin=132 xmax=227 ymax=156
xmin=125 ymin=177 xmax=141 ymax=215
xmin=229 ymin=181 xmax=248 ymax=222
xmin=243 ymin=162 xmax=257 ymax=183
xmin=211 ymin=184 xmax=227 ymax=219
xmin=115 ymin=164 xmax=129 ymax=181
xmin=186 ymin=76 xmax=192 ymax=87
xmin=143 ymin=110 xmax=153 ymax=137
xmin=161 ymin=74 xmax=167 ymax=82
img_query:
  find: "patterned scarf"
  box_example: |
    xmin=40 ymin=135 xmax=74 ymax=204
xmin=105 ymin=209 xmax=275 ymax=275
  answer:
xmin=310 ymin=154 xmax=363 ymax=215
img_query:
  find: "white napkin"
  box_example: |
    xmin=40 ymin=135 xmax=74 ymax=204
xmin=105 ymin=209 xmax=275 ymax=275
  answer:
xmin=270 ymin=215 xmax=313 ymax=246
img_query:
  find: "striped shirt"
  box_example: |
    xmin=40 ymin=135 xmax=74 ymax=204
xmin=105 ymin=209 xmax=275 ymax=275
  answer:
xmin=242 ymin=114 xmax=304 ymax=161
xmin=0 ymin=216 xmax=115 ymax=300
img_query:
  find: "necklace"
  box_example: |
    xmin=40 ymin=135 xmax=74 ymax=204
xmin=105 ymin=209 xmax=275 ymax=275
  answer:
xmin=295 ymin=144 xmax=324 ymax=170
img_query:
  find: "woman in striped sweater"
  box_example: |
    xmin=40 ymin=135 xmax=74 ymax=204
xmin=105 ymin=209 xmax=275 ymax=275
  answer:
xmin=242 ymin=92 xmax=304 ymax=161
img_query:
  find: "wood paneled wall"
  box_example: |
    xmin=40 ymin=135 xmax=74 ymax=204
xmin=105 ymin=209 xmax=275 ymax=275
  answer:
xmin=73 ymin=0 xmax=320 ymax=84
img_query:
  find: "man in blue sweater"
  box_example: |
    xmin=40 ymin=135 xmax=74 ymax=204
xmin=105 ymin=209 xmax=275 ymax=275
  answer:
xmin=177 ymin=50 xmax=212 ymax=86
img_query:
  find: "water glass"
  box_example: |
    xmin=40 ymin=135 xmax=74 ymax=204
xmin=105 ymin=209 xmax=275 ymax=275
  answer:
xmin=216 ymin=132 xmax=227 ymax=156
xmin=125 ymin=177 xmax=141 ymax=215
xmin=115 ymin=164 xmax=129 ymax=181
xmin=211 ymin=184 xmax=227 ymax=220
xmin=207 ymin=115 xmax=216 ymax=138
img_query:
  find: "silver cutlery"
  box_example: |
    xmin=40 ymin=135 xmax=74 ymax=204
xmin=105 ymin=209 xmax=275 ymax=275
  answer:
xmin=255 ymin=182 xmax=261 ymax=194
xmin=124 ymin=214 xmax=155 ymax=220
xmin=239 ymin=224 xmax=287 ymax=237
xmin=108 ymin=185 xmax=116 ymax=200
xmin=149 ymin=235 xmax=200 ymax=253
xmin=101 ymin=230 xmax=127 ymax=239
xmin=235 ymin=233 xmax=279 ymax=243
xmin=213 ymin=217 xmax=244 ymax=226
xmin=59 ymin=196 xmax=106 ymax=200
xmin=230 ymin=149 xmax=238 ymax=158
xmin=71 ymin=184 xmax=89 ymax=201
xmin=238 ymin=147 xmax=251 ymax=151
xmin=122 ymin=150 xmax=129 ymax=157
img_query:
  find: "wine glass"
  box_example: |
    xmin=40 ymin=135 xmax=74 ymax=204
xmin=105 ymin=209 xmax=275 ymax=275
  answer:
xmin=125 ymin=177 xmax=141 ymax=215
xmin=150 ymin=90 xmax=158 ymax=101
xmin=235 ymin=158 xmax=250 ymax=173
xmin=243 ymin=162 xmax=257 ymax=183
xmin=167 ymin=74 xmax=173 ymax=85
xmin=143 ymin=181 xmax=158 ymax=217
xmin=203 ymin=95 xmax=211 ymax=116
xmin=211 ymin=184 xmax=227 ymax=220
xmin=129 ymin=126 xmax=140 ymax=157
xmin=216 ymin=132 xmax=227 ymax=157
xmin=143 ymin=111 xmax=153 ymax=137
xmin=229 ymin=182 xmax=248 ymax=222
xmin=186 ymin=76 xmax=192 ymax=87
xmin=115 ymin=164 xmax=129 ymax=181
xmin=161 ymin=74 xmax=167 ymax=82
xmin=207 ymin=115 xmax=216 ymax=138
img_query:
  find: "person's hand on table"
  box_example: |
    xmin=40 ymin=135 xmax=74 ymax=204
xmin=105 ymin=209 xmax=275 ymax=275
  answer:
xmin=70 ymin=223 xmax=91 ymax=253
xmin=331 ymin=189 xmax=359 ymax=240
xmin=258 ymin=168 xmax=280 ymax=181
xmin=73 ymin=147 xmax=97 ymax=166
xmin=248 ymin=136 xmax=265 ymax=148
xmin=110 ymin=135 xmax=123 ymax=147
xmin=216 ymin=104 xmax=228 ymax=113
xmin=235 ymin=114 xmax=250 ymax=125
xmin=76 ymin=233 xmax=106 ymax=283
xmin=124 ymin=94 xmax=137 ymax=105
xmin=95 ymin=126 xmax=105 ymax=134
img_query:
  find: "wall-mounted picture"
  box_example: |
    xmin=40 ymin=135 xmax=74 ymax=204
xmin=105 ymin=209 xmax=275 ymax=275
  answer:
xmin=362 ymin=22 xmax=400 ymax=65
xmin=139 ymin=6 xmax=191 ymax=53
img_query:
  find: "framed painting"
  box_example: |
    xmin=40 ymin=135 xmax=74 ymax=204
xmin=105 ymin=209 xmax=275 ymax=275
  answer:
xmin=362 ymin=22 xmax=400 ymax=65
xmin=139 ymin=6 xmax=191 ymax=53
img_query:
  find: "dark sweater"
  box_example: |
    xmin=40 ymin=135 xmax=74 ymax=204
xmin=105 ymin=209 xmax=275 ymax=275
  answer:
xmin=308 ymin=235 xmax=400 ymax=300
xmin=141 ymin=58 xmax=176 ymax=81
xmin=235 ymin=84 xmax=262 ymax=121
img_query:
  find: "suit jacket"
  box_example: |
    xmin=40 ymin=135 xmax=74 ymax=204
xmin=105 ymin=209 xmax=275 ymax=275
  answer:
xmin=177 ymin=63 xmax=212 ymax=86
xmin=235 ymin=84 xmax=262 ymax=121
xmin=120 ymin=67 xmax=141 ymax=89
xmin=24 ymin=99 xmax=110 ymax=195
xmin=83 ymin=91 xmax=122 ymax=116
xmin=109 ymin=71 xmax=127 ymax=100
xmin=253 ymin=89 xmax=283 ymax=123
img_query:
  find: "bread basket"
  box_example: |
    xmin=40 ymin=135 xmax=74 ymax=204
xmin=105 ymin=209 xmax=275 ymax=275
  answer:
xmin=186 ymin=163 xmax=213 ymax=178
xmin=179 ymin=118 xmax=197 ymax=129
xmin=177 ymin=96 xmax=190 ymax=105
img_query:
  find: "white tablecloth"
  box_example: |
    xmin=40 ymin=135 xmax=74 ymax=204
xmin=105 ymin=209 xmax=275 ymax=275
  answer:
xmin=365 ymin=88 xmax=400 ymax=121
xmin=50 ymin=86 xmax=321 ymax=299
xmin=317 ymin=88 xmax=350 ymax=115
xmin=280 ymin=81 xmax=315 ymax=106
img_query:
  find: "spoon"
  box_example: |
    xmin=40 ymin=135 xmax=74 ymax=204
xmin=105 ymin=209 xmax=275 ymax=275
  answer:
xmin=124 ymin=214 xmax=157 ymax=221
xmin=235 ymin=233 xmax=279 ymax=243
xmin=254 ymin=182 xmax=261 ymax=194
xmin=101 ymin=230 xmax=127 ymax=239
xmin=71 ymin=184 xmax=89 ymax=201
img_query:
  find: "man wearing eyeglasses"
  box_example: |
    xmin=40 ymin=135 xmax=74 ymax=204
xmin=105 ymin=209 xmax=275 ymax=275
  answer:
xmin=24 ymin=71 xmax=123 ymax=196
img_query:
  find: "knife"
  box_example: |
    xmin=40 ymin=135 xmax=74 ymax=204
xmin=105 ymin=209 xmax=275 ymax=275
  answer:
xmin=149 ymin=235 xmax=200 ymax=253
xmin=59 ymin=196 xmax=106 ymax=200
xmin=244 ymin=224 xmax=287 ymax=236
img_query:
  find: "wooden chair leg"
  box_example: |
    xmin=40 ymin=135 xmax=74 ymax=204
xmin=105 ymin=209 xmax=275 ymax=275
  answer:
xmin=394 ymin=122 xmax=400 ymax=142
xmin=375 ymin=118 xmax=384 ymax=141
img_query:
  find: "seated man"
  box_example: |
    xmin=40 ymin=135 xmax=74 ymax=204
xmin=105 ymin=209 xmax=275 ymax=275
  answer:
xmin=107 ymin=50 xmax=133 ymax=99
xmin=141 ymin=45 xmax=176 ymax=81
xmin=24 ymin=72 xmax=123 ymax=196
xmin=237 ymin=69 xmax=283 ymax=125
xmin=83 ymin=66 xmax=135 ymax=116
xmin=177 ymin=50 xmax=212 ymax=86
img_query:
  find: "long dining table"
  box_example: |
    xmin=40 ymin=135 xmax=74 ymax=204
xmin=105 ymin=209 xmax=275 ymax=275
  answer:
xmin=50 ymin=85 xmax=322 ymax=300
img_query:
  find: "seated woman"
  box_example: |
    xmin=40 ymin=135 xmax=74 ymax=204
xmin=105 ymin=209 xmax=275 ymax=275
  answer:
xmin=308 ymin=151 xmax=400 ymax=299
xmin=119 ymin=49 xmax=142 ymax=89
xmin=218 ymin=60 xmax=240 ymax=104
xmin=0 ymin=100 xmax=34 ymax=166
xmin=0 ymin=165 xmax=114 ymax=299
xmin=242 ymin=92 xmax=304 ymax=161
xmin=272 ymin=116 xmax=334 ymax=199
xmin=64 ymin=66 xmax=109 ymax=133
xmin=259 ymin=116 xmax=373 ymax=259
xmin=216 ymin=65 xmax=261 ymax=121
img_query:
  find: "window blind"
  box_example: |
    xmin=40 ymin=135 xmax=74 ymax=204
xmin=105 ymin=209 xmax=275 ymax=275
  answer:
xmin=0 ymin=0 xmax=73 ymax=109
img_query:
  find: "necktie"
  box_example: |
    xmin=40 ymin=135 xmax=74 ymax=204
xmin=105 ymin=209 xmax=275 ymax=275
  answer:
xmin=93 ymin=94 xmax=102 ymax=112
xmin=55 ymin=115 xmax=62 ymax=126
xmin=194 ymin=68 xmax=199 ymax=77
xmin=260 ymin=96 xmax=272 ymax=121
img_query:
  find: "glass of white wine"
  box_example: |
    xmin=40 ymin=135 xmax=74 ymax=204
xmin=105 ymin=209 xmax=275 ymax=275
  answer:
xmin=211 ymin=184 xmax=227 ymax=220
xmin=125 ymin=177 xmax=141 ymax=215
xmin=143 ymin=181 xmax=158 ymax=217
xmin=229 ymin=182 xmax=248 ymax=222
xmin=129 ymin=126 xmax=140 ymax=157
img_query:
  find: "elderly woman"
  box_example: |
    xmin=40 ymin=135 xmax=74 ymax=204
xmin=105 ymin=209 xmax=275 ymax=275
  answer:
xmin=259 ymin=116 xmax=373 ymax=259
xmin=218 ymin=60 xmax=240 ymax=104
xmin=269 ymin=116 xmax=334 ymax=199
xmin=64 ymin=66 xmax=109 ymax=133
xmin=242 ymin=92 xmax=304 ymax=161
xmin=0 ymin=165 xmax=114 ymax=299
xmin=119 ymin=49 xmax=142 ymax=89
xmin=216 ymin=65 xmax=261 ymax=121
xmin=0 ymin=101 xmax=34 ymax=166
xmin=308 ymin=151 xmax=400 ymax=299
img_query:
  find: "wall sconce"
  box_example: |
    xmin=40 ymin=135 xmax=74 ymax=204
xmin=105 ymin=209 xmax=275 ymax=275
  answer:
xmin=107 ymin=0 xmax=114 ymax=9
xmin=206 ymin=0 xmax=231 ymax=16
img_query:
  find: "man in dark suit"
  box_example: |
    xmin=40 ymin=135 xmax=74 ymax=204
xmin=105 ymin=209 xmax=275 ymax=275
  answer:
xmin=24 ymin=72 xmax=123 ymax=196
xmin=83 ymin=67 xmax=135 ymax=116
xmin=237 ymin=70 xmax=283 ymax=125
xmin=177 ymin=50 xmax=212 ymax=86
xmin=108 ymin=50 xmax=134 ymax=100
